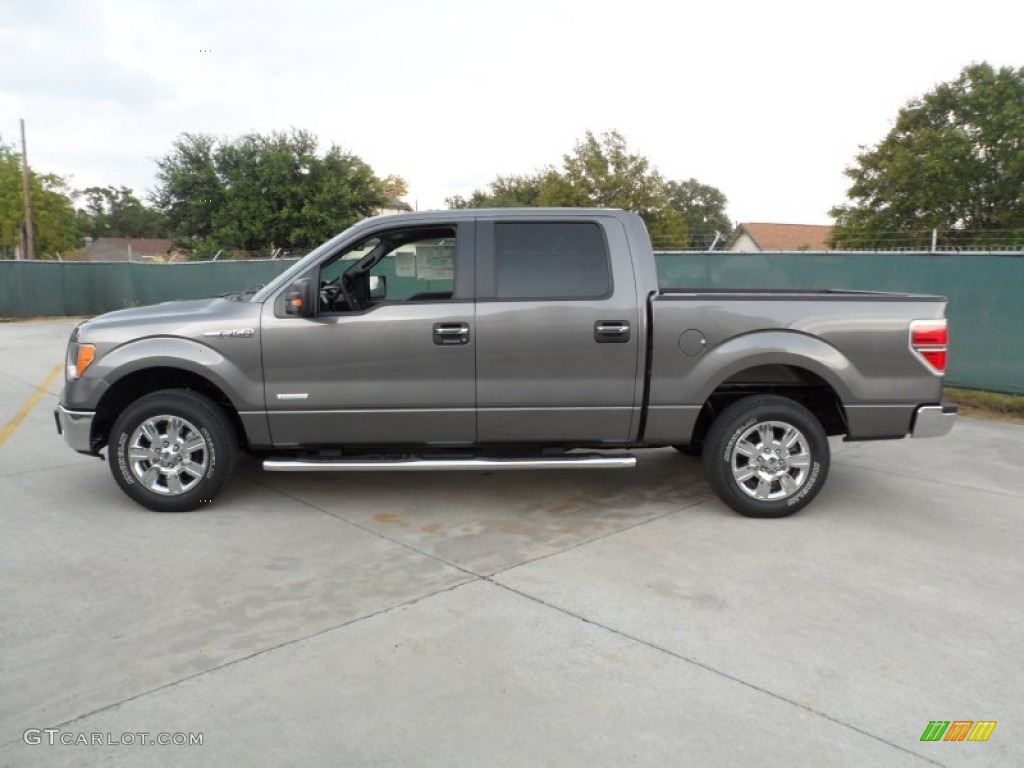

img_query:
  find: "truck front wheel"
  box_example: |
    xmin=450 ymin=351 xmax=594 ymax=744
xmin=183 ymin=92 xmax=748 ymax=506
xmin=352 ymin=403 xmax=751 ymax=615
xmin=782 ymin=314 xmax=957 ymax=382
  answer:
xmin=108 ymin=389 xmax=238 ymax=512
xmin=703 ymin=395 xmax=829 ymax=518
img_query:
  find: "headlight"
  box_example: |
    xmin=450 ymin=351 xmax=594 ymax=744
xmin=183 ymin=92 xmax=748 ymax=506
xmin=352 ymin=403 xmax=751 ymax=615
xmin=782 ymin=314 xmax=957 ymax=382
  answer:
xmin=66 ymin=342 xmax=96 ymax=380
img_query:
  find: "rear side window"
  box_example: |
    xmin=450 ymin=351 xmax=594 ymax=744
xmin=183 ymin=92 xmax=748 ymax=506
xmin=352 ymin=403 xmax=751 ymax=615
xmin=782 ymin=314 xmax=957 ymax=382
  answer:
xmin=494 ymin=222 xmax=610 ymax=299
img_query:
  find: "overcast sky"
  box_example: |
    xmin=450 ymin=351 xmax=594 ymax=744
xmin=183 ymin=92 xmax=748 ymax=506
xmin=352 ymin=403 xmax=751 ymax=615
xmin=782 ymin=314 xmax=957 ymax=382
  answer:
xmin=1 ymin=0 xmax=1021 ymax=227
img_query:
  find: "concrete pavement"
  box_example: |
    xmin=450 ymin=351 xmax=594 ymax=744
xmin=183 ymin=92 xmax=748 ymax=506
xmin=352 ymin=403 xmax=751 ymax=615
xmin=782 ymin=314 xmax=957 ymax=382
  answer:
xmin=0 ymin=318 xmax=1020 ymax=767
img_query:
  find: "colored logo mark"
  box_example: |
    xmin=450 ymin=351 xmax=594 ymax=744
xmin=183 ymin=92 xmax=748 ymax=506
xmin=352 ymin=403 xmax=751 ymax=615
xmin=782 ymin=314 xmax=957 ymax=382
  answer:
xmin=920 ymin=720 xmax=997 ymax=742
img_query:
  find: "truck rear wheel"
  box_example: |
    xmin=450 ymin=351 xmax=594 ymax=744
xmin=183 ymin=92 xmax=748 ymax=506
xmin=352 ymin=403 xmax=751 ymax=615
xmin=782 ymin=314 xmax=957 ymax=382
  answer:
xmin=108 ymin=389 xmax=238 ymax=512
xmin=703 ymin=395 xmax=829 ymax=518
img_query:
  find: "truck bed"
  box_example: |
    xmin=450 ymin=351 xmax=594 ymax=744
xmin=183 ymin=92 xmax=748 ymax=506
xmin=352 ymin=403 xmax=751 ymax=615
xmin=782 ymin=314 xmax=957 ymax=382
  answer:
xmin=642 ymin=290 xmax=947 ymax=444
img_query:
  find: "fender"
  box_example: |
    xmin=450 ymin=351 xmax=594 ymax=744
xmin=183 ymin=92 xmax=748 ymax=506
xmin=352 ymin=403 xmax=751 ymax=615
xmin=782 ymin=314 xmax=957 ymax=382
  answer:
xmin=689 ymin=330 xmax=858 ymax=404
xmin=647 ymin=330 xmax=862 ymax=409
xmin=85 ymin=336 xmax=265 ymax=412
xmin=643 ymin=330 xmax=860 ymax=444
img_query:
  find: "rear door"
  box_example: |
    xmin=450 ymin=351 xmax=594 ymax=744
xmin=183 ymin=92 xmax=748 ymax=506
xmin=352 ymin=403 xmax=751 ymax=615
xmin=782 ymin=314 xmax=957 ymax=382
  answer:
xmin=474 ymin=215 xmax=641 ymax=444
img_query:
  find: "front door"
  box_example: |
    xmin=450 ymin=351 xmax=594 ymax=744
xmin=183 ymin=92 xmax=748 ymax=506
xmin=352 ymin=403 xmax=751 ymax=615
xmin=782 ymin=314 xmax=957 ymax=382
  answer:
xmin=260 ymin=221 xmax=476 ymax=447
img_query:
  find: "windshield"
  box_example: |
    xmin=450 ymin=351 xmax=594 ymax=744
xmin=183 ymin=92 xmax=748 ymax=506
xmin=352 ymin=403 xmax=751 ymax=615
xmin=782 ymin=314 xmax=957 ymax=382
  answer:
xmin=250 ymin=225 xmax=361 ymax=303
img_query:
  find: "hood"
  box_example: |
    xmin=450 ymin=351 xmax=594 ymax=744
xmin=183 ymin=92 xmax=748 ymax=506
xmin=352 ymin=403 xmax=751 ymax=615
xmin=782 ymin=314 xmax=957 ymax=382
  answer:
xmin=86 ymin=297 xmax=227 ymax=326
xmin=76 ymin=297 xmax=262 ymax=345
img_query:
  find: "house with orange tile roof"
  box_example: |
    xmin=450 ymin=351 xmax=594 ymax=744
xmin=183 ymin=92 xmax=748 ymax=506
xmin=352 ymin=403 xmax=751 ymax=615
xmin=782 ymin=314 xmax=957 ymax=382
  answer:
xmin=728 ymin=223 xmax=834 ymax=252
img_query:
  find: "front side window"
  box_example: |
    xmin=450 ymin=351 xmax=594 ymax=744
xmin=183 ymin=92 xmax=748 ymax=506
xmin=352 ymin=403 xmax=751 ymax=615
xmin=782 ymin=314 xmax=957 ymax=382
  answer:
xmin=494 ymin=222 xmax=610 ymax=299
xmin=319 ymin=227 xmax=456 ymax=312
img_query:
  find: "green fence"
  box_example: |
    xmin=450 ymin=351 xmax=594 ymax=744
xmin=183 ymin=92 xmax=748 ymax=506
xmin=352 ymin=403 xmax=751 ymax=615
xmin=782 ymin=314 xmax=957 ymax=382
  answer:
xmin=0 ymin=259 xmax=299 ymax=318
xmin=1 ymin=253 xmax=1021 ymax=394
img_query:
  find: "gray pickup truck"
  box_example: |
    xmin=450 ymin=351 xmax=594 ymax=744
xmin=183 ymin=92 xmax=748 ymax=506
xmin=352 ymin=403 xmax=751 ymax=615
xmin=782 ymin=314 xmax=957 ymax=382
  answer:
xmin=56 ymin=209 xmax=955 ymax=517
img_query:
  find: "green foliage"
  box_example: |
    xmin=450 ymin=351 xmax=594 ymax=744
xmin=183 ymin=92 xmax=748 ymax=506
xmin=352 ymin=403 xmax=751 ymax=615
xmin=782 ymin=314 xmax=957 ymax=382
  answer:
xmin=153 ymin=129 xmax=388 ymax=254
xmin=76 ymin=186 xmax=168 ymax=239
xmin=448 ymin=173 xmax=547 ymax=208
xmin=665 ymin=179 xmax=732 ymax=249
xmin=448 ymin=131 xmax=731 ymax=249
xmin=831 ymin=63 xmax=1024 ymax=249
xmin=0 ymin=143 xmax=80 ymax=258
xmin=382 ymin=174 xmax=409 ymax=200
xmin=152 ymin=132 xmax=220 ymax=249
xmin=550 ymin=131 xmax=689 ymax=247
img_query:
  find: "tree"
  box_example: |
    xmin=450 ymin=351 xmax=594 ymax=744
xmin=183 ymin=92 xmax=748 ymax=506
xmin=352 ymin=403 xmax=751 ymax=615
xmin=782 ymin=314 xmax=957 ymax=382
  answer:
xmin=153 ymin=129 xmax=389 ymax=254
xmin=382 ymin=174 xmax=409 ymax=200
xmin=665 ymin=179 xmax=732 ymax=249
xmin=76 ymin=186 xmax=168 ymax=239
xmin=545 ymin=131 xmax=688 ymax=247
xmin=447 ymin=173 xmax=547 ymax=209
xmin=151 ymin=132 xmax=220 ymax=248
xmin=448 ymin=131 xmax=731 ymax=249
xmin=0 ymin=143 xmax=80 ymax=258
xmin=830 ymin=63 xmax=1024 ymax=249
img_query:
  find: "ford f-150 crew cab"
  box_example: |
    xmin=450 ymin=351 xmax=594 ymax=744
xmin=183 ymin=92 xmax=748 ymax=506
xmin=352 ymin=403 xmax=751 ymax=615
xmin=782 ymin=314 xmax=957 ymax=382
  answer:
xmin=56 ymin=209 xmax=956 ymax=517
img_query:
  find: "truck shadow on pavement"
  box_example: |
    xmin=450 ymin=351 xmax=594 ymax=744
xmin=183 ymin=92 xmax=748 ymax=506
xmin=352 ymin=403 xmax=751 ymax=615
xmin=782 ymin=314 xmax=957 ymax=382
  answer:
xmin=233 ymin=448 xmax=717 ymax=575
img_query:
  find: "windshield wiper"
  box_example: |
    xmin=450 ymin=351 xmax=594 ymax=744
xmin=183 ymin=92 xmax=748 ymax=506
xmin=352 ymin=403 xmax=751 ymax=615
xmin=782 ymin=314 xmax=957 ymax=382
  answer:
xmin=219 ymin=284 xmax=264 ymax=301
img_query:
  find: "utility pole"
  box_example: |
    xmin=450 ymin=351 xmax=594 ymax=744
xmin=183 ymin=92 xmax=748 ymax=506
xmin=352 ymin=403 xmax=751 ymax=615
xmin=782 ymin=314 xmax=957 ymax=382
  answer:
xmin=20 ymin=119 xmax=35 ymax=260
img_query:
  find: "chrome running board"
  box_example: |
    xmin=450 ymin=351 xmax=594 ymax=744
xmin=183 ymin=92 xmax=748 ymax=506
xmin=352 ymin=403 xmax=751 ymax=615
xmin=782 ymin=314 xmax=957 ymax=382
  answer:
xmin=263 ymin=453 xmax=637 ymax=472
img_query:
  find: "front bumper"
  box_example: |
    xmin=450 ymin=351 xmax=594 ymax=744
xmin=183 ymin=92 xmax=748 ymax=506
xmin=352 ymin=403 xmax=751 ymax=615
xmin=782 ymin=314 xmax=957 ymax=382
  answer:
xmin=54 ymin=405 xmax=97 ymax=454
xmin=910 ymin=403 xmax=957 ymax=438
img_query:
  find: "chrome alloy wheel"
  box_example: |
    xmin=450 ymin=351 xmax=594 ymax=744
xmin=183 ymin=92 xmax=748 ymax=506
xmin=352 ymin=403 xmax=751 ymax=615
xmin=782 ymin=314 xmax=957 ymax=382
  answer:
xmin=730 ymin=421 xmax=812 ymax=501
xmin=127 ymin=415 xmax=209 ymax=495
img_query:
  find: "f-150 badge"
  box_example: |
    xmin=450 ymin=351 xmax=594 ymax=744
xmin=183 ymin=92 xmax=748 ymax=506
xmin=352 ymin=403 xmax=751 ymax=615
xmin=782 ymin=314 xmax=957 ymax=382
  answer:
xmin=203 ymin=328 xmax=255 ymax=338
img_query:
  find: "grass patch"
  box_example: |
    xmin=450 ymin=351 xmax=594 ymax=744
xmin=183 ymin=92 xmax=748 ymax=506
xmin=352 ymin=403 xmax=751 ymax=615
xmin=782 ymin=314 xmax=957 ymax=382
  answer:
xmin=945 ymin=387 xmax=1024 ymax=421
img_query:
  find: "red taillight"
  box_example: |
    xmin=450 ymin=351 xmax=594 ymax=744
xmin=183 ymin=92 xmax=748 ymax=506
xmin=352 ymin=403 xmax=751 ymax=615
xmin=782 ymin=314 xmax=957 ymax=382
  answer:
xmin=919 ymin=348 xmax=947 ymax=371
xmin=911 ymin=324 xmax=948 ymax=347
xmin=910 ymin=320 xmax=948 ymax=374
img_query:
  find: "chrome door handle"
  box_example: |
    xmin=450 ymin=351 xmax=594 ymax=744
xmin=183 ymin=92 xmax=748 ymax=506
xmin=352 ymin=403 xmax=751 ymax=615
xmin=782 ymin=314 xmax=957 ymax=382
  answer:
xmin=595 ymin=320 xmax=630 ymax=343
xmin=433 ymin=323 xmax=470 ymax=345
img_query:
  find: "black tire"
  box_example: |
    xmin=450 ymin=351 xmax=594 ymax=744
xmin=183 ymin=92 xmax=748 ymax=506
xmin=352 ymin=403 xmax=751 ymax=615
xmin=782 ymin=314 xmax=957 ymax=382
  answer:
xmin=703 ymin=395 xmax=829 ymax=518
xmin=108 ymin=389 xmax=238 ymax=512
xmin=672 ymin=443 xmax=703 ymax=457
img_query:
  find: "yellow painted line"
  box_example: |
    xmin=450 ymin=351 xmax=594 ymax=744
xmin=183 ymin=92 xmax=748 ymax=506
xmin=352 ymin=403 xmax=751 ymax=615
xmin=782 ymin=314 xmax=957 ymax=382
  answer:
xmin=0 ymin=364 xmax=63 ymax=446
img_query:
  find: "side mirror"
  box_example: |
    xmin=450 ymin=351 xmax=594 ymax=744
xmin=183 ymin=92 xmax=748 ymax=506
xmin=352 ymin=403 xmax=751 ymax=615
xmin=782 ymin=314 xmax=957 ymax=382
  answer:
xmin=284 ymin=278 xmax=315 ymax=317
xmin=369 ymin=275 xmax=387 ymax=300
